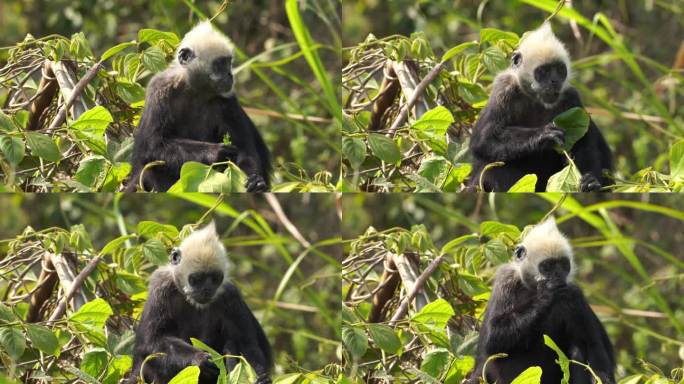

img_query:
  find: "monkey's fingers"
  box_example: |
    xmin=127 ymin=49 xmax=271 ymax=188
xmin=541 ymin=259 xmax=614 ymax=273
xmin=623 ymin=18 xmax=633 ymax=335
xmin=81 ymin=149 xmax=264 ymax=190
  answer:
xmin=580 ymin=173 xmax=601 ymax=192
xmin=245 ymin=174 xmax=269 ymax=192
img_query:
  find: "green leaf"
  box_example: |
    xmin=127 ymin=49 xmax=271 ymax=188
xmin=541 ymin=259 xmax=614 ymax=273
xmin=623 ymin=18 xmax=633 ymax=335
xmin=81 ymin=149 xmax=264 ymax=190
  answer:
xmin=116 ymin=81 xmax=146 ymax=104
xmin=342 ymin=326 xmax=368 ymax=358
xmin=25 ymin=324 xmax=59 ymax=355
xmin=142 ymin=239 xmax=168 ymax=266
xmin=100 ymin=234 xmax=136 ymax=255
xmin=0 ymin=135 xmax=25 ymax=165
xmin=412 ymin=106 xmax=454 ymax=140
xmin=75 ymin=156 xmax=107 ymax=187
xmin=669 ymin=140 xmax=684 ymax=181
xmin=553 ymin=107 xmax=590 ymax=152
xmin=442 ymin=42 xmax=478 ymax=62
xmin=511 ymin=366 xmax=542 ymax=384
xmin=480 ymin=28 xmax=519 ymax=46
xmin=69 ymin=298 xmax=113 ymax=329
xmin=417 ymin=156 xmax=449 ymax=185
xmin=421 ymin=348 xmax=450 ymax=378
xmin=80 ymin=348 xmax=108 ymax=378
xmin=191 ymin=338 xmax=228 ymax=384
xmin=0 ymin=303 xmax=17 ymax=323
xmin=411 ymin=299 xmax=455 ymax=329
xmin=169 ymin=162 xmax=246 ymax=193
xmin=481 ymin=45 xmax=508 ymax=74
xmin=142 ymin=46 xmax=167 ymax=73
xmin=366 ymin=324 xmax=401 ymax=354
xmin=229 ymin=361 xmax=256 ymax=384
xmin=480 ymin=221 xmax=520 ymax=238
xmin=483 ymin=238 xmax=509 ymax=264
xmin=101 ymin=41 xmax=137 ymax=62
xmin=368 ymin=134 xmax=401 ymax=164
xmin=544 ymin=335 xmax=570 ymax=384
xmin=168 ymin=366 xmax=200 ymax=384
xmin=546 ymin=162 xmax=581 ymax=192
xmin=137 ymin=221 xmax=179 ymax=239
xmin=138 ymin=29 xmax=180 ymax=46
xmin=25 ymin=132 xmax=61 ymax=162
xmin=342 ymin=137 xmax=366 ymax=169
xmin=115 ymin=272 xmax=147 ymax=295
xmin=71 ymin=106 xmax=114 ymax=138
xmin=0 ymin=111 xmax=17 ymax=132
xmin=0 ymin=327 xmax=25 ymax=360
xmin=508 ymin=174 xmax=538 ymax=192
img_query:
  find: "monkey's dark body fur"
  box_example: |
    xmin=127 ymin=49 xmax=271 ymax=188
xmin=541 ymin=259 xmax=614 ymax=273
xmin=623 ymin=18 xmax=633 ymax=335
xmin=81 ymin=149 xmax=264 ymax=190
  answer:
xmin=469 ymin=73 xmax=612 ymax=191
xmin=126 ymin=69 xmax=271 ymax=192
xmin=467 ymin=266 xmax=615 ymax=384
xmin=127 ymin=267 xmax=272 ymax=384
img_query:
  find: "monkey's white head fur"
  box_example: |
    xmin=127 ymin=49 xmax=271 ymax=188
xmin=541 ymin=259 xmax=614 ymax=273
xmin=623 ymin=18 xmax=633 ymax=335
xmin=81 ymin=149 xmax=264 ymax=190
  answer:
xmin=176 ymin=21 xmax=234 ymax=64
xmin=513 ymin=23 xmax=572 ymax=106
xmin=175 ymin=21 xmax=235 ymax=96
xmin=172 ymin=221 xmax=231 ymax=308
xmin=513 ymin=217 xmax=575 ymax=286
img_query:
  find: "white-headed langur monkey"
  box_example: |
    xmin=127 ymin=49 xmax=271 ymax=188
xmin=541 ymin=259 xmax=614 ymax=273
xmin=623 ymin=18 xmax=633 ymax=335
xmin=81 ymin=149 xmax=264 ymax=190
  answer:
xmin=126 ymin=21 xmax=271 ymax=192
xmin=468 ymin=23 xmax=612 ymax=192
xmin=126 ymin=222 xmax=272 ymax=384
xmin=466 ymin=218 xmax=615 ymax=384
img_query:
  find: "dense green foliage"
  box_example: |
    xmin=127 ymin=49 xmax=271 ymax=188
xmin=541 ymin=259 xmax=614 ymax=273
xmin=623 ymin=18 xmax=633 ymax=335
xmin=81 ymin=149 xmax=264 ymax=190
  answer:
xmin=0 ymin=193 xmax=342 ymax=383
xmin=342 ymin=193 xmax=684 ymax=383
xmin=0 ymin=0 xmax=341 ymax=192
xmin=341 ymin=0 xmax=684 ymax=192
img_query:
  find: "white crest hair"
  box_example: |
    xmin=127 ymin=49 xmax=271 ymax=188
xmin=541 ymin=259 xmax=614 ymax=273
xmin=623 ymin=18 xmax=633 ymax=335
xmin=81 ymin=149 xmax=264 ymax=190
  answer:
xmin=172 ymin=221 xmax=231 ymax=307
xmin=516 ymin=217 xmax=575 ymax=282
xmin=175 ymin=20 xmax=234 ymax=65
xmin=515 ymin=23 xmax=572 ymax=88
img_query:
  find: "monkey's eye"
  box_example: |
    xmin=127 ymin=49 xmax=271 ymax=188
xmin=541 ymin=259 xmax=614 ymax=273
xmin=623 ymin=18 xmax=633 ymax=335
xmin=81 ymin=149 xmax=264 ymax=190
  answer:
xmin=170 ymin=248 xmax=182 ymax=264
xmin=512 ymin=52 xmax=522 ymax=67
xmin=177 ymin=48 xmax=195 ymax=65
xmin=514 ymin=245 xmax=527 ymax=260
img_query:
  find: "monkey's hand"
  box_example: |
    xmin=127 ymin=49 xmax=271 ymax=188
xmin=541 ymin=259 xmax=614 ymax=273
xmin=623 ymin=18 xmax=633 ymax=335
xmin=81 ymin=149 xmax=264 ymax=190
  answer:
xmin=246 ymin=174 xmax=269 ymax=193
xmin=192 ymin=352 xmax=220 ymax=381
xmin=580 ymin=173 xmax=602 ymax=192
xmin=536 ymin=123 xmax=565 ymax=149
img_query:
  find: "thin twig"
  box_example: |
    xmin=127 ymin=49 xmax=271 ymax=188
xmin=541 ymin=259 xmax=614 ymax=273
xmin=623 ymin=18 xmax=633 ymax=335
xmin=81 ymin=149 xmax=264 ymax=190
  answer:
xmin=47 ymin=255 xmax=102 ymax=325
xmin=264 ymin=193 xmax=311 ymax=248
xmin=47 ymin=61 xmax=102 ymax=132
xmin=387 ymin=61 xmax=446 ymax=136
xmin=389 ymin=254 xmax=445 ymax=324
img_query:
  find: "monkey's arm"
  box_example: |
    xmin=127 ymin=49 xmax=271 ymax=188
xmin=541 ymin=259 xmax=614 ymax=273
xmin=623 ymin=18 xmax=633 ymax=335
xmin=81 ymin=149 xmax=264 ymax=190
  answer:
xmin=562 ymin=285 xmax=615 ymax=384
xmin=480 ymin=268 xmax=555 ymax=354
xmin=222 ymin=96 xmax=272 ymax=192
xmin=470 ymin=74 xmax=564 ymax=163
xmin=221 ymin=284 xmax=272 ymax=384
xmin=129 ymin=75 xmax=236 ymax=189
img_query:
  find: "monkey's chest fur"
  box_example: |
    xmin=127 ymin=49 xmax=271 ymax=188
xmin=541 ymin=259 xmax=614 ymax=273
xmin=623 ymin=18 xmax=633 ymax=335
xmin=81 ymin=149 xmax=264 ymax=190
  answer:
xmin=484 ymin=284 xmax=586 ymax=384
xmin=170 ymin=95 xmax=233 ymax=142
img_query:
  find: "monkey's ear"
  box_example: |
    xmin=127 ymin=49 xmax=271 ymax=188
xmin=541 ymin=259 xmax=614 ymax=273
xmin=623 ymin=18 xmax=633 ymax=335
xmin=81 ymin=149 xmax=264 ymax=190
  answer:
xmin=170 ymin=248 xmax=182 ymax=265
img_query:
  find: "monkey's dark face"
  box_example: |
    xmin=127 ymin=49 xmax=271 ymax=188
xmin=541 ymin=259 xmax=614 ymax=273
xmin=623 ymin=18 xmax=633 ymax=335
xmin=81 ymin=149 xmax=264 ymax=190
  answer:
xmin=514 ymin=245 xmax=571 ymax=288
xmin=532 ymin=60 xmax=567 ymax=105
xmin=186 ymin=269 xmax=224 ymax=304
xmin=178 ymin=47 xmax=234 ymax=97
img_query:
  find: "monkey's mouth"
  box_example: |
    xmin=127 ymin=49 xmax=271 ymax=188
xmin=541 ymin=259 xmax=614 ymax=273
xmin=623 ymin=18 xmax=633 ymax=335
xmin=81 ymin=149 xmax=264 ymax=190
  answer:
xmin=192 ymin=291 xmax=215 ymax=305
xmin=540 ymin=90 xmax=561 ymax=104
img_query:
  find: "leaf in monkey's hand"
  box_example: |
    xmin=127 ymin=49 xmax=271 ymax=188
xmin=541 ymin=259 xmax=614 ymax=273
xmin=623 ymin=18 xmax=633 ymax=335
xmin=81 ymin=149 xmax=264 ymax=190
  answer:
xmin=553 ymin=107 xmax=590 ymax=152
xmin=191 ymin=338 xmax=227 ymax=384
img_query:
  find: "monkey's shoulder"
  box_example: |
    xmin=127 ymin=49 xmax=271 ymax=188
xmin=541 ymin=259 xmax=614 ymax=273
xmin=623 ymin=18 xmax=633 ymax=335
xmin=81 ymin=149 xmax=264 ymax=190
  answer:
xmin=216 ymin=282 xmax=246 ymax=303
xmin=489 ymin=70 xmax=522 ymax=102
xmin=147 ymin=266 xmax=178 ymax=293
xmin=146 ymin=66 xmax=189 ymax=101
